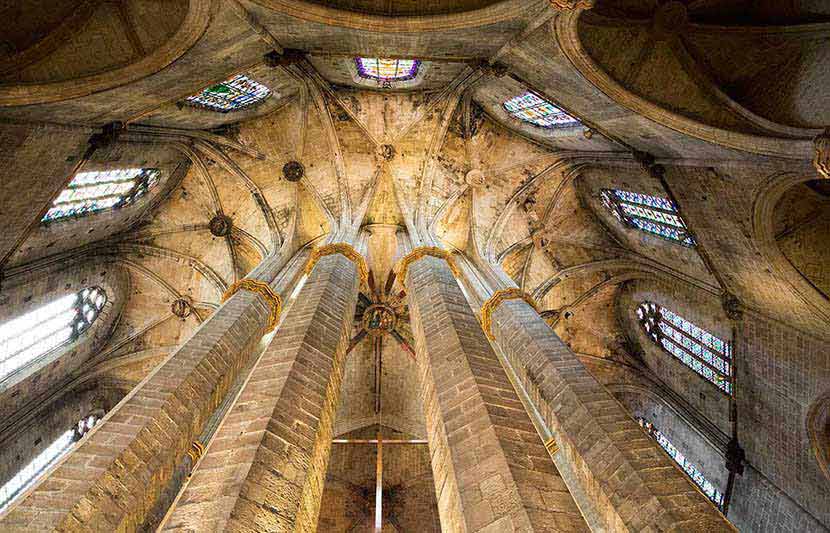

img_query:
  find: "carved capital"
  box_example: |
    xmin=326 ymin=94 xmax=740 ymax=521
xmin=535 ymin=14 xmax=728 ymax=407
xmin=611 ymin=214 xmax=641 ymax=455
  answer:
xmin=814 ymin=128 xmax=830 ymax=179
xmin=304 ymin=243 xmax=369 ymax=285
xmin=222 ymin=279 xmax=283 ymax=332
xmin=480 ymin=288 xmax=539 ymax=340
xmin=396 ymin=246 xmax=460 ymax=284
xmin=549 ymin=0 xmax=595 ymax=10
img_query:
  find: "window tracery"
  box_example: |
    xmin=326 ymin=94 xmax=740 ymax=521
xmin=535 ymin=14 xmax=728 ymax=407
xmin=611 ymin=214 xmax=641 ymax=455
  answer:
xmin=638 ymin=417 xmax=724 ymax=509
xmin=0 ymin=414 xmax=99 ymax=513
xmin=503 ymin=92 xmax=581 ymax=129
xmin=0 ymin=287 xmax=107 ymax=382
xmin=42 ymin=168 xmax=160 ymax=222
xmin=354 ymin=57 xmax=421 ymax=88
xmin=184 ymin=74 xmax=271 ymax=112
xmin=601 ymin=189 xmax=695 ymax=246
xmin=637 ymin=301 xmax=732 ymax=394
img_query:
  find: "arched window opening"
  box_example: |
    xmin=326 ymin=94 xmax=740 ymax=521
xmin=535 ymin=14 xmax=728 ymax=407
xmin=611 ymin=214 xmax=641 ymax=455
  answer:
xmin=0 ymin=413 xmax=100 ymax=513
xmin=638 ymin=417 xmax=724 ymax=509
xmin=0 ymin=287 xmax=107 ymax=382
xmin=637 ymin=302 xmax=732 ymax=394
xmin=354 ymin=57 xmax=421 ymax=88
xmin=42 ymin=168 xmax=160 ymax=223
xmin=184 ymin=74 xmax=271 ymax=112
xmin=503 ymin=92 xmax=581 ymax=129
xmin=601 ymin=189 xmax=695 ymax=246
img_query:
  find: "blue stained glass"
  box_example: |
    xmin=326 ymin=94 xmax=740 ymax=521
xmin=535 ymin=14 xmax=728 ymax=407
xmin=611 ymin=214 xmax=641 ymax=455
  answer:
xmin=639 ymin=302 xmax=732 ymax=394
xmin=601 ymin=189 xmax=695 ymax=247
xmin=503 ymin=92 xmax=581 ymax=129
xmin=185 ymin=74 xmax=270 ymax=112
xmin=639 ymin=418 xmax=724 ymax=509
xmin=43 ymin=168 xmax=160 ymax=223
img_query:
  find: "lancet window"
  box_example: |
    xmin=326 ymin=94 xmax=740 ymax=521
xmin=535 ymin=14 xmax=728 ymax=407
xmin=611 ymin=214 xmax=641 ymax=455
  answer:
xmin=638 ymin=417 xmax=724 ymax=508
xmin=184 ymin=74 xmax=271 ymax=112
xmin=637 ymin=301 xmax=732 ymax=394
xmin=0 ymin=414 xmax=100 ymax=513
xmin=601 ymin=189 xmax=695 ymax=246
xmin=42 ymin=168 xmax=160 ymax=222
xmin=354 ymin=57 xmax=421 ymax=87
xmin=0 ymin=287 xmax=107 ymax=382
xmin=503 ymin=92 xmax=580 ymax=129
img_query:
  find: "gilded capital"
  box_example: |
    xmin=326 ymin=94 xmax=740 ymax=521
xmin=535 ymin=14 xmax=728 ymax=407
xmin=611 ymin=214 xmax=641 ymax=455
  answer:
xmin=304 ymin=242 xmax=369 ymax=285
xmin=480 ymin=288 xmax=539 ymax=340
xmin=396 ymin=246 xmax=460 ymax=284
xmin=814 ymin=128 xmax=830 ymax=180
xmin=222 ymin=279 xmax=283 ymax=332
xmin=549 ymin=0 xmax=596 ymax=10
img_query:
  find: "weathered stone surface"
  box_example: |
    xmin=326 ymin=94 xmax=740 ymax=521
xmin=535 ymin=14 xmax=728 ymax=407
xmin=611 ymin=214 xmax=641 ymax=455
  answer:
xmin=490 ymin=297 xmax=735 ymax=532
xmin=406 ymin=255 xmax=589 ymax=532
xmin=163 ymin=253 xmax=359 ymax=532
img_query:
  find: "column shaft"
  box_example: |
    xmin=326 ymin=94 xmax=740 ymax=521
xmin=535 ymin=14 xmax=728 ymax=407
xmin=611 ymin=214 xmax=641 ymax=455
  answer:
xmin=490 ymin=298 xmax=735 ymax=532
xmin=162 ymin=252 xmax=360 ymax=532
xmin=0 ymin=285 xmax=277 ymax=531
xmin=406 ymin=256 xmax=588 ymax=533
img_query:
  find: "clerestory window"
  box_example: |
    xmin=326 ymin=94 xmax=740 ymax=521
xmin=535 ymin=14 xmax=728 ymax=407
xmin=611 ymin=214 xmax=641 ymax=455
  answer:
xmin=0 ymin=414 xmax=99 ymax=513
xmin=601 ymin=188 xmax=695 ymax=246
xmin=503 ymin=92 xmax=580 ymax=129
xmin=0 ymin=287 xmax=107 ymax=382
xmin=184 ymin=74 xmax=271 ymax=112
xmin=42 ymin=168 xmax=160 ymax=223
xmin=637 ymin=301 xmax=732 ymax=394
xmin=354 ymin=57 xmax=421 ymax=88
xmin=638 ymin=417 xmax=724 ymax=509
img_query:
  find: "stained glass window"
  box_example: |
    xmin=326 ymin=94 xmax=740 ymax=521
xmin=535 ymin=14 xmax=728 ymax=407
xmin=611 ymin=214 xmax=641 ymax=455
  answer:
xmin=637 ymin=302 xmax=732 ymax=394
xmin=0 ymin=414 xmax=99 ymax=513
xmin=42 ymin=168 xmax=160 ymax=223
xmin=601 ymin=189 xmax=695 ymax=246
xmin=503 ymin=92 xmax=580 ymax=129
xmin=638 ymin=417 xmax=724 ymax=508
xmin=0 ymin=287 xmax=107 ymax=382
xmin=355 ymin=58 xmax=421 ymax=87
xmin=184 ymin=74 xmax=271 ymax=112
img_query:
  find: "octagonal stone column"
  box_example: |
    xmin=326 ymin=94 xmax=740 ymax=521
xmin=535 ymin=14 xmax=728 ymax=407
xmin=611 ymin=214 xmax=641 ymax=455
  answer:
xmin=482 ymin=289 xmax=736 ymax=532
xmin=0 ymin=253 xmax=291 ymax=532
xmin=399 ymin=247 xmax=589 ymax=533
xmin=161 ymin=243 xmax=365 ymax=532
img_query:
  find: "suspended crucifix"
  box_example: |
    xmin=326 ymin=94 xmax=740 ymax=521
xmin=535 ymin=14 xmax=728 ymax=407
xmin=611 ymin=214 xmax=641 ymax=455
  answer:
xmin=337 ymin=270 xmax=424 ymax=532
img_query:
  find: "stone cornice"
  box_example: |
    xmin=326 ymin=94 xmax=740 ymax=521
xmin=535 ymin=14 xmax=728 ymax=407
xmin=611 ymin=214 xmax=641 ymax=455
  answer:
xmin=480 ymin=288 xmax=539 ymax=340
xmin=222 ymin=279 xmax=283 ymax=333
xmin=303 ymin=243 xmax=368 ymax=285
xmin=396 ymin=246 xmax=460 ymax=284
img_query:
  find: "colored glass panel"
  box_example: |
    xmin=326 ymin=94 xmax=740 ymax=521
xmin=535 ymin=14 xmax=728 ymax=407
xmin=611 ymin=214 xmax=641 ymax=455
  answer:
xmin=43 ymin=168 xmax=160 ymax=222
xmin=0 ymin=287 xmax=107 ymax=382
xmin=0 ymin=414 xmax=99 ymax=513
xmin=638 ymin=418 xmax=724 ymax=509
xmin=184 ymin=74 xmax=271 ymax=112
xmin=637 ymin=302 xmax=732 ymax=394
xmin=503 ymin=92 xmax=580 ymax=129
xmin=601 ymin=188 xmax=695 ymax=246
xmin=355 ymin=58 xmax=421 ymax=84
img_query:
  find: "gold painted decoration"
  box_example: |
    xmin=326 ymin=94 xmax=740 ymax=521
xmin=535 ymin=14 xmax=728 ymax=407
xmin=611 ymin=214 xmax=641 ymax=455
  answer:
xmin=303 ymin=243 xmax=369 ymax=284
xmin=480 ymin=288 xmax=539 ymax=340
xmin=545 ymin=437 xmax=559 ymax=455
xmin=395 ymin=246 xmax=460 ymax=284
xmin=815 ymin=128 xmax=830 ymax=180
xmin=187 ymin=441 xmax=205 ymax=463
xmin=222 ymin=279 xmax=283 ymax=333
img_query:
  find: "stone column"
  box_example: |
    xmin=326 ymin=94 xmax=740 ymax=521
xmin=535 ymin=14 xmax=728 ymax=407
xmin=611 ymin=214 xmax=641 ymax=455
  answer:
xmin=399 ymin=247 xmax=589 ymax=533
xmin=482 ymin=289 xmax=736 ymax=532
xmin=0 ymin=257 xmax=288 ymax=531
xmin=161 ymin=243 xmax=365 ymax=532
